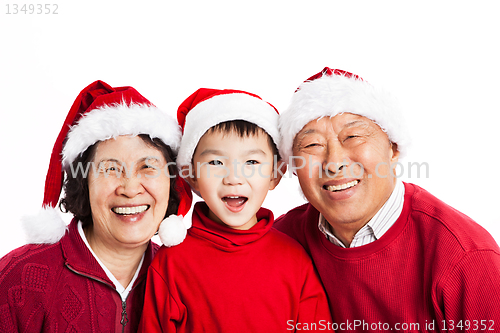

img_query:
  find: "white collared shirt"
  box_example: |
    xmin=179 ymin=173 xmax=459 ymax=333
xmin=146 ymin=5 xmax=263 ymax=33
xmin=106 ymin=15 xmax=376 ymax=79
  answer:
xmin=318 ymin=180 xmax=405 ymax=248
xmin=77 ymin=221 xmax=145 ymax=301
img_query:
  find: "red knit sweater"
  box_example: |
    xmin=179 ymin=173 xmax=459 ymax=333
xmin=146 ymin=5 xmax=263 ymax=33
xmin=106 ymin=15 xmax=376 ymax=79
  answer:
xmin=0 ymin=219 xmax=158 ymax=333
xmin=139 ymin=202 xmax=333 ymax=332
xmin=274 ymin=182 xmax=500 ymax=332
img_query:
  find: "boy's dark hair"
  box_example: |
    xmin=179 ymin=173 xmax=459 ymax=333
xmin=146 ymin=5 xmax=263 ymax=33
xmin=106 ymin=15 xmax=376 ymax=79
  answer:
xmin=207 ymin=120 xmax=280 ymax=160
xmin=59 ymin=134 xmax=180 ymax=228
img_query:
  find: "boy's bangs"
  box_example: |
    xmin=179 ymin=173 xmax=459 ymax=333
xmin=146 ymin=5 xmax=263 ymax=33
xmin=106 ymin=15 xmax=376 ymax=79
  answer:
xmin=208 ymin=120 xmax=280 ymax=159
xmin=208 ymin=120 xmax=260 ymax=137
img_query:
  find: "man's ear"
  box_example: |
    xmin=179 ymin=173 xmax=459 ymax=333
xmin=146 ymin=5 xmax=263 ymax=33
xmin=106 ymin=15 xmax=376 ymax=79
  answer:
xmin=180 ymin=165 xmax=198 ymax=191
xmin=390 ymin=142 xmax=400 ymax=176
xmin=269 ymin=159 xmax=287 ymax=191
xmin=390 ymin=142 xmax=400 ymax=164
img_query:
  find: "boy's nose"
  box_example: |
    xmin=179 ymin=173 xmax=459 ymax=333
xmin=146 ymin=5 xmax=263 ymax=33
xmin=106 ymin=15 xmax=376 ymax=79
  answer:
xmin=222 ymin=166 xmax=243 ymax=186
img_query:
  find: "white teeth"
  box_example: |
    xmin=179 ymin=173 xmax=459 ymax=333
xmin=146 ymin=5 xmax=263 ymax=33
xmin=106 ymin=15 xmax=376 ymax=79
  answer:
xmin=325 ymin=180 xmax=359 ymax=192
xmin=112 ymin=205 xmax=148 ymax=215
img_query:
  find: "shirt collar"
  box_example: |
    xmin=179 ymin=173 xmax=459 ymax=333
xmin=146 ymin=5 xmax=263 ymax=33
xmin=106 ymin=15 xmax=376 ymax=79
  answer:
xmin=318 ymin=180 xmax=405 ymax=248
xmin=77 ymin=221 xmax=145 ymax=300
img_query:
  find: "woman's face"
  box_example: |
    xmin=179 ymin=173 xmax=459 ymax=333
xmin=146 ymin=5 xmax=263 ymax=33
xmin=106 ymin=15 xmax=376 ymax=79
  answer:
xmin=87 ymin=135 xmax=171 ymax=250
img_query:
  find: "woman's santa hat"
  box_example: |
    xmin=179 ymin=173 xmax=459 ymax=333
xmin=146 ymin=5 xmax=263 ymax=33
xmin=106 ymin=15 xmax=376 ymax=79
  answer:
xmin=279 ymin=67 xmax=410 ymax=165
xmin=23 ymin=80 xmax=192 ymax=247
xmin=176 ymin=88 xmax=280 ymax=168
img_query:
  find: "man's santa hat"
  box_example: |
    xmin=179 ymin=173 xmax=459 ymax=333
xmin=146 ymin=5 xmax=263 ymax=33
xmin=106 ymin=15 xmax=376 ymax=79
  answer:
xmin=176 ymin=88 xmax=280 ymax=168
xmin=279 ymin=67 xmax=410 ymax=165
xmin=23 ymin=80 xmax=192 ymax=247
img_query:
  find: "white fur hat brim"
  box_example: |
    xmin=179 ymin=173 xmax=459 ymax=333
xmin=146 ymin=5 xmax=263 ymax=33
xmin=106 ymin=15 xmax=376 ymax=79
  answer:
xmin=177 ymin=93 xmax=280 ymax=167
xmin=279 ymin=73 xmax=410 ymax=165
xmin=62 ymin=102 xmax=181 ymax=168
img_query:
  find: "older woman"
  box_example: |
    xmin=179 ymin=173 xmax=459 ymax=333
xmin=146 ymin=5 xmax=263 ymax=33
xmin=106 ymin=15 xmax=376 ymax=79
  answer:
xmin=0 ymin=81 xmax=192 ymax=332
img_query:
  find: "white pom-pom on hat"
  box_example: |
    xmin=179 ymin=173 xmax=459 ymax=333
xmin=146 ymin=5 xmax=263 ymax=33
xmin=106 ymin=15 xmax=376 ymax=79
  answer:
xmin=157 ymin=214 xmax=192 ymax=247
xmin=157 ymin=175 xmax=193 ymax=247
xmin=22 ymin=206 xmax=68 ymax=244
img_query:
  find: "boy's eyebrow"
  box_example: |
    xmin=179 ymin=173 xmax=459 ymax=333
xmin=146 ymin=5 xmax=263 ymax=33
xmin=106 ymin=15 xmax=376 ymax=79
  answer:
xmin=199 ymin=149 xmax=226 ymax=157
xmin=245 ymin=149 xmax=267 ymax=156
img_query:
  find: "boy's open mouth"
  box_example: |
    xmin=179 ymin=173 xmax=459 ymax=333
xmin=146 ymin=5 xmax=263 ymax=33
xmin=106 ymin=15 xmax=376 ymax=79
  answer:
xmin=222 ymin=196 xmax=248 ymax=209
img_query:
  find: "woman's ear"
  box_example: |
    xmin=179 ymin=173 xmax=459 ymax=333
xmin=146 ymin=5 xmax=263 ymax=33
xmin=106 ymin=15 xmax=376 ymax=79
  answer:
xmin=269 ymin=159 xmax=287 ymax=190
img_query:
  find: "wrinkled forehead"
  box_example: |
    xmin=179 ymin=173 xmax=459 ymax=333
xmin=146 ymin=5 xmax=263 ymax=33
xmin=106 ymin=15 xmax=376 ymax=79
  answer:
xmin=93 ymin=135 xmax=166 ymax=163
xmin=296 ymin=113 xmax=383 ymax=137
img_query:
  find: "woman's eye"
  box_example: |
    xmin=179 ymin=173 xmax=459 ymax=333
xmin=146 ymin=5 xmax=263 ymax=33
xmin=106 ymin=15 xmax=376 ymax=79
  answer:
xmin=246 ymin=160 xmax=259 ymax=165
xmin=305 ymin=143 xmax=320 ymax=148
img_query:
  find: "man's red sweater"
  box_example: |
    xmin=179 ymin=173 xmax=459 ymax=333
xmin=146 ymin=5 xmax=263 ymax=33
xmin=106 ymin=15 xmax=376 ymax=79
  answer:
xmin=274 ymin=182 xmax=500 ymax=332
xmin=139 ymin=202 xmax=333 ymax=332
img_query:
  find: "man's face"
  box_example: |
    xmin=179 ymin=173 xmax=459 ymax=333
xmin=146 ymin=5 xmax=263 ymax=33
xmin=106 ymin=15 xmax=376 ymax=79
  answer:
xmin=292 ymin=113 xmax=399 ymax=230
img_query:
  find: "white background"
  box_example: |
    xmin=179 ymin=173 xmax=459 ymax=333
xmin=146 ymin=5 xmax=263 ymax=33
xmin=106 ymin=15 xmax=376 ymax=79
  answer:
xmin=1 ymin=0 xmax=499 ymax=257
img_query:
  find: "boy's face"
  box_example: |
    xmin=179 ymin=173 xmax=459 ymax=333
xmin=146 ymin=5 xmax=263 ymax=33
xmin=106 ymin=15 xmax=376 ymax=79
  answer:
xmin=188 ymin=129 xmax=280 ymax=230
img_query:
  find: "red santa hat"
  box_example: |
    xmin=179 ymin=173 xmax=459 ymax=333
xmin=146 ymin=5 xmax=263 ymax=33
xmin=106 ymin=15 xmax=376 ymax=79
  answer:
xmin=23 ymin=80 xmax=192 ymax=247
xmin=176 ymin=88 xmax=280 ymax=168
xmin=279 ymin=67 xmax=410 ymax=165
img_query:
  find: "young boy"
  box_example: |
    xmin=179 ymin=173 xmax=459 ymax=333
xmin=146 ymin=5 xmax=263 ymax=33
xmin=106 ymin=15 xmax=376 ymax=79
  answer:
xmin=139 ymin=89 xmax=333 ymax=332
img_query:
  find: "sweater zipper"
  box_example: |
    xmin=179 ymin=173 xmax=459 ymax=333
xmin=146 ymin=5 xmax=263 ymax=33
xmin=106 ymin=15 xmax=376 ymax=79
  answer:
xmin=121 ymin=298 xmax=129 ymax=332
xmin=66 ymin=264 xmax=133 ymax=332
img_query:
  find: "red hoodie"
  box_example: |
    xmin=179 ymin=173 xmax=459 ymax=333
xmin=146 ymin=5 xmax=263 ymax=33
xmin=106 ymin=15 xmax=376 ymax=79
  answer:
xmin=139 ymin=202 xmax=333 ymax=332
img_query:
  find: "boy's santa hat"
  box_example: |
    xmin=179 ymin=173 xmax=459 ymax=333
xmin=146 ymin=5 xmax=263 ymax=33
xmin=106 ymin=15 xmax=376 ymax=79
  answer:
xmin=279 ymin=67 xmax=410 ymax=165
xmin=23 ymin=80 xmax=192 ymax=247
xmin=176 ymin=88 xmax=280 ymax=167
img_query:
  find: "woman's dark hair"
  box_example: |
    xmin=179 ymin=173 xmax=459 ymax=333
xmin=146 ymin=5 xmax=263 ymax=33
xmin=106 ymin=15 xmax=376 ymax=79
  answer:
xmin=59 ymin=134 xmax=179 ymax=228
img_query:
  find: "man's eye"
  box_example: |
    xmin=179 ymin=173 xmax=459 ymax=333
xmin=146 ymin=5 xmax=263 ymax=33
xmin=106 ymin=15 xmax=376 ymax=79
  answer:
xmin=209 ymin=160 xmax=223 ymax=166
xmin=304 ymin=143 xmax=320 ymax=148
xmin=344 ymin=135 xmax=360 ymax=142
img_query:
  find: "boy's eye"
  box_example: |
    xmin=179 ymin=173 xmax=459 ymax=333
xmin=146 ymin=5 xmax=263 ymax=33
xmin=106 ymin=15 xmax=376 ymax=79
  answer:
xmin=245 ymin=160 xmax=259 ymax=165
xmin=209 ymin=160 xmax=223 ymax=166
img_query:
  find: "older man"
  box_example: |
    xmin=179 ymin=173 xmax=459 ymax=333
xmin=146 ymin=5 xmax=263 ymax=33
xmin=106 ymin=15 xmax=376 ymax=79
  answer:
xmin=275 ymin=68 xmax=500 ymax=331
